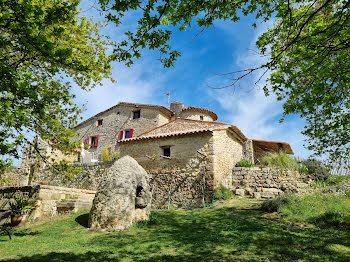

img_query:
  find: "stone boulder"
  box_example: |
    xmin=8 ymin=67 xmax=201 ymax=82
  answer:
xmin=88 ymin=156 xmax=152 ymax=231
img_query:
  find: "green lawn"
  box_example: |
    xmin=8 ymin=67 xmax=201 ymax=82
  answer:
xmin=0 ymin=199 xmax=349 ymax=262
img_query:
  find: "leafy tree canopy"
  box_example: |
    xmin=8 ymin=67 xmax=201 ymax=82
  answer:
xmin=0 ymin=0 xmax=112 ymax=173
xmin=99 ymin=0 xmax=350 ymax=162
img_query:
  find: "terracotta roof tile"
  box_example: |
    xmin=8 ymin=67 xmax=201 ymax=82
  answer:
xmin=251 ymin=139 xmax=294 ymax=154
xmin=119 ymin=129 xmax=213 ymax=143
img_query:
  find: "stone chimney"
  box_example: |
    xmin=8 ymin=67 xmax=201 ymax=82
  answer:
xmin=170 ymin=101 xmax=184 ymax=117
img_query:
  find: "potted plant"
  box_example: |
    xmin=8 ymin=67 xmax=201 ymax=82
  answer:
xmin=9 ymin=196 xmax=35 ymax=226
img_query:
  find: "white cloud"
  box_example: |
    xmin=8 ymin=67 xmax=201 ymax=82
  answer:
xmin=208 ymin=21 xmax=312 ymax=158
xmin=73 ymin=59 xmax=169 ymax=120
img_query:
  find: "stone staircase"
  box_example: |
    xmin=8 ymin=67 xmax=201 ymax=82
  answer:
xmin=56 ymin=198 xmax=93 ymax=215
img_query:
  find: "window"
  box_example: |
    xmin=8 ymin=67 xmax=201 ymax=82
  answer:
xmin=97 ymin=119 xmax=103 ymax=126
xmin=123 ymin=129 xmax=134 ymax=139
xmin=200 ymin=115 xmax=204 ymax=120
xmin=133 ymin=110 xmax=141 ymax=119
xmin=162 ymin=146 xmax=171 ymax=157
xmin=91 ymin=135 xmax=99 ymax=147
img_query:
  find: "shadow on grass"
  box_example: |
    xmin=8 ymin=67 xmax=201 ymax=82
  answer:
xmin=2 ymin=251 xmax=117 ymax=262
xmin=0 ymin=227 xmax=40 ymax=242
xmin=2 ymin=205 xmax=350 ymax=261
xmin=75 ymin=213 xmax=89 ymax=228
xmin=90 ymin=207 xmax=350 ymax=261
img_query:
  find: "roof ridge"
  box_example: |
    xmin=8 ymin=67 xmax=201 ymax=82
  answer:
xmin=75 ymin=101 xmax=173 ymax=128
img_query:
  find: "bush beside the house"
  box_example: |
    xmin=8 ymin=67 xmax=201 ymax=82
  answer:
xmin=236 ymin=160 xmax=253 ymax=167
xmin=213 ymin=184 xmax=233 ymax=200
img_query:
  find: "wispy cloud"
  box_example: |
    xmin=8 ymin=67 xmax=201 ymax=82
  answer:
xmin=207 ymin=21 xmax=312 ymax=158
xmin=73 ymin=58 xmax=169 ymax=120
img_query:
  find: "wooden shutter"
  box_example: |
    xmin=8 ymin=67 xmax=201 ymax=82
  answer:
xmin=129 ymin=129 xmax=134 ymax=138
xmin=94 ymin=135 xmax=99 ymax=147
xmin=119 ymin=131 xmax=124 ymax=140
xmin=85 ymin=136 xmax=90 ymax=145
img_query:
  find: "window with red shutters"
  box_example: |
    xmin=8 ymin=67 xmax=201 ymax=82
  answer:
xmin=129 ymin=129 xmax=134 ymax=138
xmin=119 ymin=130 xmax=124 ymax=140
xmin=91 ymin=136 xmax=99 ymax=147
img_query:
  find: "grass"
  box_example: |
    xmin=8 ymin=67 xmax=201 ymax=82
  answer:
xmin=279 ymin=193 xmax=350 ymax=227
xmin=0 ymin=198 xmax=349 ymax=261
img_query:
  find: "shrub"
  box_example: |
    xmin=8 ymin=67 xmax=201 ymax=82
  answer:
xmin=312 ymin=180 xmax=328 ymax=188
xmin=213 ymin=184 xmax=233 ymax=200
xmin=301 ymin=158 xmax=330 ymax=181
xmin=101 ymin=145 xmax=119 ymax=161
xmin=260 ymin=194 xmax=292 ymax=212
xmin=325 ymin=175 xmax=350 ymax=186
xmin=311 ymin=211 xmax=344 ymax=227
xmin=261 ymin=152 xmax=299 ymax=171
xmin=236 ymin=160 xmax=253 ymax=167
xmin=298 ymin=164 xmax=308 ymax=174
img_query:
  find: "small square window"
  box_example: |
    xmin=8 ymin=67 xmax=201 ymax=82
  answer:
xmin=162 ymin=147 xmax=171 ymax=157
xmin=125 ymin=130 xmax=130 ymax=138
xmin=200 ymin=115 xmax=204 ymax=120
xmin=133 ymin=110 xmax=141 ymax=119
xmin=97 ymin=119 xmax=103 ymax=126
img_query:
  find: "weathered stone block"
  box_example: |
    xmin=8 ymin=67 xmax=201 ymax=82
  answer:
xmin=88 ymin=156 xmax=151 ymax=232
xmin=235 ymin=188 xmax=245 ymax=196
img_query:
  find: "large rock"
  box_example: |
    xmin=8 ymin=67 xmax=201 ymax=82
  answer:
xmin=88 ymin=156 xmax=152 ymax=231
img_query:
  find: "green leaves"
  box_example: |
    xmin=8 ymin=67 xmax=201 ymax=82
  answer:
xmin=0 ymin=0 xmax=112 ymax=173
xmin=98 ymin=0 xmax=350 ymax=162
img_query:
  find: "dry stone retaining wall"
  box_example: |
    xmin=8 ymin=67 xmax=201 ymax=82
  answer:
xmin=232 ymin=167 xmax=314 ymax=198
xmin=0 ymin=185 xmax=95 ymax=219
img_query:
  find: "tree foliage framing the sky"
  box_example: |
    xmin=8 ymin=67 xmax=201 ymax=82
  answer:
xmin=96 ymin=0 xmax=350 ymax=162
xmin=0 ymin=0 xmax=112 ymax=173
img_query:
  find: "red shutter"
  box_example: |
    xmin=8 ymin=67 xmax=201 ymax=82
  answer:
xmin=85 ymin=136 xmax=90 ymax=145
xmin=119 ymin=131 xmax=124 ymax=140
xmin=129 ymin=129 xmax=134 ymax=138
xmin=94 ymin=135 xmax=99 ymax=147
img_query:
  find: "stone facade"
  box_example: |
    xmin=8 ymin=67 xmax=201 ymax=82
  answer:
xmin=73 ymin=103 xmax=173 ymax=160
xmin=13 ymin=100 xmax=298 ymax=207
xmin=139 ymin=118 xmax=229 ymax=137
xmin=212 ymin=130 xmax=243 ymax=188
xmin=232 ymin=167 xmax=314 ymax=198
xmin=0 ymin=185 xmax=95 ymax=219
xmin=120 ymin=132 xmax=213 ymax=208
xmin=179 ymin=111 xmax=215 ymax=121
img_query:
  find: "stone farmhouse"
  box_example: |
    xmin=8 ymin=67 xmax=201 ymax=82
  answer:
xmin=10 ymin=101 xmax=297 ymax=209
xmin=73 ymin=101 xmax=293 ymax=200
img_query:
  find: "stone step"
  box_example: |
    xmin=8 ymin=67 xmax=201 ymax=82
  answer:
xmin=56 ymin=199 xmax=93 ymax=214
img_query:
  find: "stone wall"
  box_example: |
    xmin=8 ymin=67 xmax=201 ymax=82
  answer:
xmin=232 ymin=167 xmax=314 ymax=198
xmin=1 ymin=169 xmax=26 ymax=187
xmin=0 ymin=185 xmax=95 ymax=219
xmin=212 ymin=130 xmax=244 ymax=188
xmin=73 ymin=105 xmax=171 ymax=159
xmin=179 ymin=111 xmax=214 ymax=121
xmin=119 ymin=133 xmax=215 ymax=208
xmin=140 ymin=118 xmax=229 ymax=137
xmin=34 ymin=161 xmax=115 ymax=190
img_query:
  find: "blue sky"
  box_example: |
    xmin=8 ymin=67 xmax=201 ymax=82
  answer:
xmin=73 ymin=0 xmax=312 ymax=159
